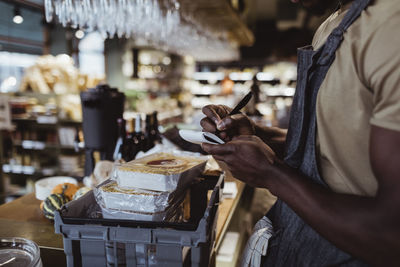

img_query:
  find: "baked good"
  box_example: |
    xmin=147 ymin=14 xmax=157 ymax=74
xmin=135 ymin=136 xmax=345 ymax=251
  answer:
xmin=114 ymin=152 xmax=207 ymax=192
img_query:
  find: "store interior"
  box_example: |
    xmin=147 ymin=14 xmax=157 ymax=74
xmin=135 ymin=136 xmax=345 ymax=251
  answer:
xmin=0 ymin=0 xmax=335 ymax=265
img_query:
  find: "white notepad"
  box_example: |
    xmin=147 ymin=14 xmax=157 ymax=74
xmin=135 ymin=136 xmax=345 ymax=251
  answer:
xmin=179 ymin=130 xmax=225 ymax=145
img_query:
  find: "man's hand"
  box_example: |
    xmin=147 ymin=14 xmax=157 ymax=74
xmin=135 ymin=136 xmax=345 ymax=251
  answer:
xmin=202 ymin=135 xmax=278 ymax=188
xmin=201 ymin=105 xmax=256 ymax=141
xmin=201 ymin=104 xmax=287 ymax=157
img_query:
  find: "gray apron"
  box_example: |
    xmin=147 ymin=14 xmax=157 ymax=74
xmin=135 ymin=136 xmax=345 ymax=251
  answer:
xmin=263 ymin=0 xmax=371 ymax=266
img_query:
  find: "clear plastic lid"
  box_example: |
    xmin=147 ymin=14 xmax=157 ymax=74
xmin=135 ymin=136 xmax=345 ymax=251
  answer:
xmin=0 ymin=237 xmax=42 ymax=267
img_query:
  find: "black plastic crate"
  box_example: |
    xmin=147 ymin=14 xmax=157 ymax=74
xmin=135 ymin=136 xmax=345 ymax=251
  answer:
xmin=54 ymin=174 xmax=223 ymax=267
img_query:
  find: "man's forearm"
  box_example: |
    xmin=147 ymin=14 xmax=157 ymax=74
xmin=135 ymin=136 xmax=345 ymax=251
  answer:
xmin=254 ymin=125 xmax=287 ymax=158
xmin=266 ymin=162 xmax=400 ymax=266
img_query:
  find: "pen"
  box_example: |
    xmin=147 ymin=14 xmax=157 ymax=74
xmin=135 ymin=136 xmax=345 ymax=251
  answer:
xmin=214 ymin=91 xmax=253 ymax=134
xmin=229 ymin=91 xmax=253 ymax=115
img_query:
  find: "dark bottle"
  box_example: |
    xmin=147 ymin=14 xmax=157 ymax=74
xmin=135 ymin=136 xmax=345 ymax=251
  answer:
xmin=124 ymin=119 xmax=135 ymax=162
xmin=152 ymin=111 xmax=162 ymax=143
xmin=73 ymin=127 xmax=81 ymax=153
xmin=132 ymin=114 xmax=145 ymax=156
xmin=144 ymin=114 xmax=154 ymax=152
xmin=113 ymin=118 xmax=126 ymax=161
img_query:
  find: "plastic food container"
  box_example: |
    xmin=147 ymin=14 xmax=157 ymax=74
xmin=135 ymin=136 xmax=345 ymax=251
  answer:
xmin=114 ymin=152 xmax=207 ymax=192
xmin=0 ymin=237 xmax=42 ymax=267
xmin=35 ymin=176 xmax=78 ymax=200
xmin=96 ymin=180 xmax=184 ymax=213
xmin=100 ymin=204 xmax=183 ymax=221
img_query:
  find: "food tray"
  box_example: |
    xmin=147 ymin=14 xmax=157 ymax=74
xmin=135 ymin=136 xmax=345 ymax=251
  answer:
xmin=96 ymin=180 xmax=185 ymax=213
xmin=100 ymin=205 xmax=183 ymax=222
xmin=114 ymin=152 xmax=207 ymax=192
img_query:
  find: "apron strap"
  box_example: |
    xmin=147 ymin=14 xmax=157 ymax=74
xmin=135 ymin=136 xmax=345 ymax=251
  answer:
xmin=318 ymin=0 xmax=372 ymax=65
xmin=284 ymin=0 xmax=372 ymax=168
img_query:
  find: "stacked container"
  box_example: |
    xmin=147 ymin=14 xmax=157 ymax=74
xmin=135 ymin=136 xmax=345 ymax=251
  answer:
xmin=95 ymin=152 xmax=208 ymax=222
xmin=54 ymin=171 xmax=223 ymax=267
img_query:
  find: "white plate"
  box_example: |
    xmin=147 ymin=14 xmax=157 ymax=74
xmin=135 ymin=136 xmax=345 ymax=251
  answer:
xmin=35 ymin=176 xmax=78 ymax=200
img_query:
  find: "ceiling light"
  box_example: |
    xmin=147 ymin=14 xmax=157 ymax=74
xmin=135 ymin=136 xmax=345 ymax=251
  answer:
xmin=13 ymin=6 xmax=23 ymax=24
xmin=75 ymin=30 xmax=85 ymax=39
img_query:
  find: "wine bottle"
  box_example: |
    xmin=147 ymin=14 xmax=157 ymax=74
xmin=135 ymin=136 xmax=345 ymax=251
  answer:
xmin=113 ymin=118 xmax=126 ymax=161
xmin=132 ymin=114 xmax=145 ymax=156
xmin=73 ymin=127 xmax=80 ymax=153
xmin=144 ymin=114 xmax=154 ymax=151
xmin=124 ymin=119 xmax=135 ymax=162
xmin=152 ymin=111 xmax=162 ymax=143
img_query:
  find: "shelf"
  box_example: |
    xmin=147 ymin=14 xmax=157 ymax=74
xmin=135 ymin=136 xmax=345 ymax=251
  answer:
xmin=12 ymin=117 xmax=81 ymax=125
xmin=13 ymin=92 xmax=77 ymax=98
xmin=2 ymin=164 xmax=82 ymax=178
xmin=13 ymin=140 xmax=78 ymax=151
xmin=2 ymin=164 xmax=36 ymax=175
xmin=261 ymin=86 xmax=296 ymax=97
xmin=4 ymin=93 xmax=84 ymax=185
xmin=1 ymin=164 xmax=58 ymax=177
xmin=193 ymin=72 xmax=254 ymax=82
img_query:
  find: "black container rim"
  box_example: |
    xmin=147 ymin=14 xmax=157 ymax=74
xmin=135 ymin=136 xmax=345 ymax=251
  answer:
xmin=57 ymin=173 xmax=223 ymax=233
xmin=60 ymin=216 xmax=199 ymax=231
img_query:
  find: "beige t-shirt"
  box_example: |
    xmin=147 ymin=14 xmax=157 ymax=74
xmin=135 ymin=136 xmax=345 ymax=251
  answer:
xmin=313 ymin=0 xmax=400 ymax=196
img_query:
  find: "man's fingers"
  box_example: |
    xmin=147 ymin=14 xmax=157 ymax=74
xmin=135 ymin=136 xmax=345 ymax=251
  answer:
xmin=202 ymin=143 xmax=236 ymax=155
xmin=200 ymin=117 xmax=217 ymax=132
xmin=219 ymin=131 xmax=229 ymax=141
xmin=202 ymin=105 xmax=223 ymax=124
xmin=200 ymin=117 xmax=230 ymax=141
xmin=218 ymin=114 xmax=247 ymax=131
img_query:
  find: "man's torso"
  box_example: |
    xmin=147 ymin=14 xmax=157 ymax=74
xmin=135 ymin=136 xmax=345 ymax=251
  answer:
xmin=314 ymin=0 xmax=400 ymax=196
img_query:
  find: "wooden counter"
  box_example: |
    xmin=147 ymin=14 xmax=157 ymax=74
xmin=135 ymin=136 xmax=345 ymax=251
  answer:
xmin=0 ymin=178 xmax=245 ymax=266
xmin=215 ymin=180 xmax=245 ymax=251
xmin=0 ymin=193 xmax=65 ymax=266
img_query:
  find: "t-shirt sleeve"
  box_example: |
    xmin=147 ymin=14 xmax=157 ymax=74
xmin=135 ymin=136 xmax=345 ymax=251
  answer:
xmin=362 ymin=14 xmax=400 ymax=131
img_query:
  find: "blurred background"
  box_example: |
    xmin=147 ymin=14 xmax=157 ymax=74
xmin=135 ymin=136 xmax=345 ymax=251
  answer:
xmin=0 ymin=0 xmax=334 ymax=201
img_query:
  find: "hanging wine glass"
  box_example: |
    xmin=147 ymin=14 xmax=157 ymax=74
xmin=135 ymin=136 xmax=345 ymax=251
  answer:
xmin=44 ymin=0 xmax=53 ymax=23
xmin=44 ymin=0 xmax=240 ymax=61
